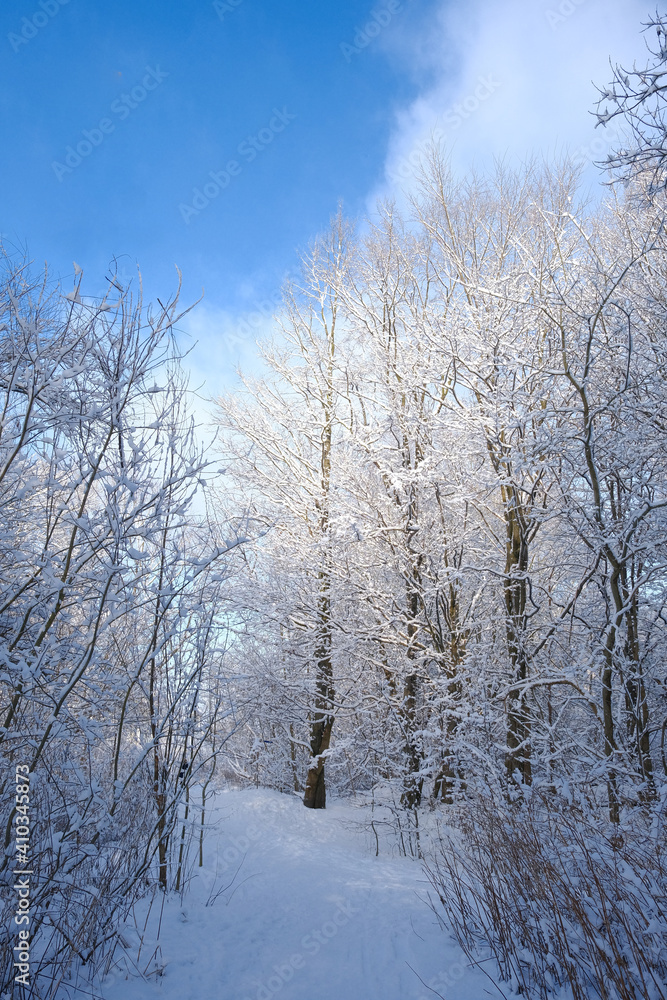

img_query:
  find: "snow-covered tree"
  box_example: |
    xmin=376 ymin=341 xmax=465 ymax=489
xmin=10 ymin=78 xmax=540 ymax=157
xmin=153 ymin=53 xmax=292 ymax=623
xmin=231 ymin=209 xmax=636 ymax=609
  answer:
xmin=0 ymin=253 xmax=241 ymax=996
xmin=595 ymin=12 xmax=667 ymax=197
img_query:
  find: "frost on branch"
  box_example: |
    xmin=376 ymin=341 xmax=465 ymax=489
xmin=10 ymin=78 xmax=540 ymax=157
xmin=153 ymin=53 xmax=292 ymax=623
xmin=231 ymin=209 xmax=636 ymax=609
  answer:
xmin=0 ymin=251 xmax=242 ymax=998
xmin=595 ymin=13 xmax=667 ymax=197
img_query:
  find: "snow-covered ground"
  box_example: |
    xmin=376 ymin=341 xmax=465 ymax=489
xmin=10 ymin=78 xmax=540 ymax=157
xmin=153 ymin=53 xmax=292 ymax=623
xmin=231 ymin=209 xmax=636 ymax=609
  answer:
xmin=81 ymin=787 xmax=505 ymax=1000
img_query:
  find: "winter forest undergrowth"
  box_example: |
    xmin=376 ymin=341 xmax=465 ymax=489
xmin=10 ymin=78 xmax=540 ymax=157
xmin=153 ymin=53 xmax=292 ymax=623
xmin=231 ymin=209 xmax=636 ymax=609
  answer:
xmin=3 ymin=18 xmax=667 ymax=1000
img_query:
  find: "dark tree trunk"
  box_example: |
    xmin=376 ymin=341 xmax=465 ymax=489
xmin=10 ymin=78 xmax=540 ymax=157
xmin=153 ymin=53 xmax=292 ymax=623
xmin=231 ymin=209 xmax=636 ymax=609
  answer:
xmin=303 ymin=593 xmax=334 ymax=809
xmin=401 ymin=506 xmax=425 ymax=810
xmin=621 ymin=562 xmax=655 ymax=797
xmin=503 ymin=490 xmax=532 ymax=788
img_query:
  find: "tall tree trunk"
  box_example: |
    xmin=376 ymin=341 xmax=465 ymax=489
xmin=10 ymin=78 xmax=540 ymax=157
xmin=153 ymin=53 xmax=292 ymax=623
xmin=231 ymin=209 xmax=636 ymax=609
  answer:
xmin=401 ymin=670 xmax=423 ymax=808
xmin=433 ymin=581 xmax=466 ymax=802
xmin=601 ymin=624 xmax=620 ymax=824
xmin=150 ymin=654 xmax=169 ymax=890
xmin=401 ymin=484 xmax=425 ymax=809
xmin=303 ymin=591 xmax=334 ymax=809
xmin=621 ymin=561 xmax=655 ymax=797
xmin=304 ymin=311 xmax=335 ymax=808
xmin=503 ymin=489 xmax=532 ymax=788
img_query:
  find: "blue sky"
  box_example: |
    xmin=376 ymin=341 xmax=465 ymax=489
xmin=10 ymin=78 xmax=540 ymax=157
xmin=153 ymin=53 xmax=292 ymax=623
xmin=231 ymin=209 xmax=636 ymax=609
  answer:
xmin=0 ymin=1 xmax=431 ymax=305
xmin=0 ymin=0 xmax=654 ymax=397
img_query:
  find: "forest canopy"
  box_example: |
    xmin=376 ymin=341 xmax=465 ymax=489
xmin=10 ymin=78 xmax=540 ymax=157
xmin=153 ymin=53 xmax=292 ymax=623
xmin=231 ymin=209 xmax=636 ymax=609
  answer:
xmin=3 ymin=13 xmax=667 ymax=995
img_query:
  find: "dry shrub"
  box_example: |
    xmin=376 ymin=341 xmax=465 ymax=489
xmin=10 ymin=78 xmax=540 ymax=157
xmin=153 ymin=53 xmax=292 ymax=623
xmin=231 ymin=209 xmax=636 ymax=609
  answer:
xmin=426 ymin=794 xmax=667 ymax=1000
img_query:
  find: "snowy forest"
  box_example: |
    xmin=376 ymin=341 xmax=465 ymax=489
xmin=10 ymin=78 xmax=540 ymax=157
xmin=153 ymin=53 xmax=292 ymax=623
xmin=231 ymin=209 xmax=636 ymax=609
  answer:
xmin=2 ymin=12 xmax=667 ymax=1000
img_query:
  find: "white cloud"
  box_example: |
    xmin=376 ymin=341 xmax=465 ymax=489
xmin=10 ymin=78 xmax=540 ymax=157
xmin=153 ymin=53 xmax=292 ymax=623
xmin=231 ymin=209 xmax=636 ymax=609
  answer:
xmin=180 ymin=298 xmax=278 ymax=391
xmin=176 ymin=300 xmax=278 ymax=438
xmin=373 ymin=0 xmax=653 ymax=203
xmin=183 ymin=0 xmax=656 ymax=411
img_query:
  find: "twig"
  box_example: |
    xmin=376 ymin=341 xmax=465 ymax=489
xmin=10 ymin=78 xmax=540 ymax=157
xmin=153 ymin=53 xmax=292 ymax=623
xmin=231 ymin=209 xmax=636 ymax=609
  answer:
xmin=405 ymin=961 xmax=446 ymax=999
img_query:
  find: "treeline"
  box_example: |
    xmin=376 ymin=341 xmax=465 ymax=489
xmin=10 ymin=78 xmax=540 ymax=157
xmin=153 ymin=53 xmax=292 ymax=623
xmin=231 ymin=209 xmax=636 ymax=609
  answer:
xmin=4 ymin=99 xmax=667 ymax=1000
xmin=3 ymin=152 xmax=666 ymax=998
xmin=218 ymin=157 xmax=667 ymax=822
xmin=216 ymin=155 xmax=667 ymax=997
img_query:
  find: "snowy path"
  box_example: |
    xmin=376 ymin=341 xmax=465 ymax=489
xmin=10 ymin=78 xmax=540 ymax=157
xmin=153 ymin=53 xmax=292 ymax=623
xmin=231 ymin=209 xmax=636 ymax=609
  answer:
xmin=99 ymin=788 xmax=503 ymax=1000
